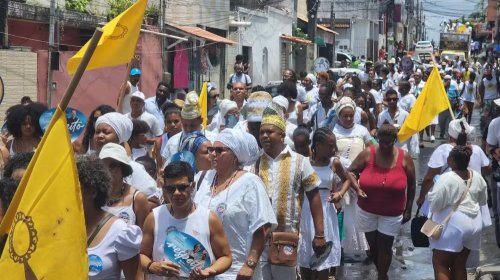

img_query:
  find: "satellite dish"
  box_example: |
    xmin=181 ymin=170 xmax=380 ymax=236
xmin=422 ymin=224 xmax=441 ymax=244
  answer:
xmin=314 ymin=57 xmax=330 ymax=73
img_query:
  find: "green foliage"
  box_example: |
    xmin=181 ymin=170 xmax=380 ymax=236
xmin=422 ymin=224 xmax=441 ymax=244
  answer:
xmin=145 ymin=4 xmax=160 ymax=17
xmin=292 ymin=26 xmax=308 ymax=39
xmin=65 ymin=0 xmax=90 ymax=12
xmin=107 ymin=0 xmax=133 ymax=19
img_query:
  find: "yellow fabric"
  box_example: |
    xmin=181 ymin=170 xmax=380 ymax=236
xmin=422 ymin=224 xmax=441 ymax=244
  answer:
xmin=67 ymin=0 xmax=147 ymax=74
xmin=0 ymin=106 xmax=87 ymax=279
xmin=398 ymin=67 xmax=452 ymax=143
xmin=199 ymin=82 xmax=208 ymax=128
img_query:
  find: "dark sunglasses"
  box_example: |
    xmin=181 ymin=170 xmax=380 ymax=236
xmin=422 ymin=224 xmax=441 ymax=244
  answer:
xmin=163 ymin=183 xmax=191 ymax=193
xmin=387 ymin=98 xmax=399 ymax=102
xmin=207 ymin=146 xmax=231 ymax=155
xmin=208 ymin=94 xmax=220 ymax=99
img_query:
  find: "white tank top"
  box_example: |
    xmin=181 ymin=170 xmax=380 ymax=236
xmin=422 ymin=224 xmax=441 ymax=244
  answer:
xmin=150 ymin=205 xmax=215 ymax=280
xmin=102 ymin=190 xmax=139 ymax=226
xmin=483 ymin=77 xmax=498 ymax=100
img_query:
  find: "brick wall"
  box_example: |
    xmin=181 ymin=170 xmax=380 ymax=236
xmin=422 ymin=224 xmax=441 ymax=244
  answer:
xmin=0 ymin=50 xmax=38 ymax=123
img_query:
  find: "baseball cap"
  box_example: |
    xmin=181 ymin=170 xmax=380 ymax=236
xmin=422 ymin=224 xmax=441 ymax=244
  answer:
xmin=130 ymin=68 xmax=141 ymax=76
xmin=130 ymin=91 xmax=145 ymax=101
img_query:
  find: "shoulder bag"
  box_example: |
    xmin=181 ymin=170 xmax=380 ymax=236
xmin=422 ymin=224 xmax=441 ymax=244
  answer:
xmin=421 ymin=171 xmax=472 ymax=240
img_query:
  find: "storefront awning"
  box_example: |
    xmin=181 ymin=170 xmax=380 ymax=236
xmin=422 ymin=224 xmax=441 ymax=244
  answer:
xmin=166 ymin=24 xmax=236 ymax=45
xmin=280 ymin=34 xmax=313 ymax=45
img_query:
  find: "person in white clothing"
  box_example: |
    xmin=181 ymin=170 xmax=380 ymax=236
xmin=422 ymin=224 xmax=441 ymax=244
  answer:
xmin=140 ymin=161 xmax=232 ymax=279
xmin=427 ymin=146 xmax=488 ymax=280
xmin=99 ymin=143 xmax=150 ymax=228
xmin=118 ymin=68 xmax=141 ymax=115
xmin=378 ymin=89 xmax=410 ymax=151
xmin=94 ymin=112 xmax=158 ymax=204
xmin=79 ymin=156 xmax=142 ymax=280
xmin=301 ymin=73 xmax=319 ymax=104
xmin=195 ymin=128 xmax=277 ymax=279
xmin=462 ymin=72 xmax=477 ymax=124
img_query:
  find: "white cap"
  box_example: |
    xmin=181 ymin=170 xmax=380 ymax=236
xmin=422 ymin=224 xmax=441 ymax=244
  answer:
xmin=98 ymin=143 xmax=133 ymax=175
xmin=130 ymin=91 xmax=145 ymax=101
xmin=272 ymin=95 xmax=289 ymax=112
xmin=443 ymin=75 xmax=452 ymax=80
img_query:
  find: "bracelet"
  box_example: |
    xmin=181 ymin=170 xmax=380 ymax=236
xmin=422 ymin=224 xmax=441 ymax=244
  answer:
xmin=314 ymin=235 xmax=325 ymax=239
xmin=146 ymin=261 xmax=155 ymax=274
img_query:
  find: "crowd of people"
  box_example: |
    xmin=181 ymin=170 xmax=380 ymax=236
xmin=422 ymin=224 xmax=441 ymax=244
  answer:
xmin=0 ymin=52 xmax=498 ymax=280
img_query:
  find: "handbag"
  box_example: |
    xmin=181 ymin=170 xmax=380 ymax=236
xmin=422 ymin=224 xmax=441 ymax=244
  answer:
xmin=268 ymin=156 xmax=303 ymax=267
xmin=421 ymin=170 xmax=472 ymax=240
xmin=411 ymin=205 xmax=429 ymax=247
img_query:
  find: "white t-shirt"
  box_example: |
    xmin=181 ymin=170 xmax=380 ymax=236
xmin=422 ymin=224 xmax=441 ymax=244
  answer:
xmin=398 ymin=93 xmax=416 ymax=112
xmin=194 ymin=171 xmax=277 ymax=279
xmin=125 ymin=111 xmax=164 ymax=139
xmin=462 ymin=81 xmax=477 ymax=102
xmin=377 ymin=108 xmax=409 ymax=150
xmin=123 ymin=81 xmax=139 ymax=115
xmin=412 ymin=81 xmax=426 ymax=97
xmin=428 ymin=143 xmax=489 ymax=173
xmin=487 ymin=117 xmax=500 ymax=147
xmin=333 ymin=123 xmax=372 ymax=143
xmin=369 ymin=89 xmax=383 ymax=104
xmin=88 ymin=219 xmax=142 ymax=280
xmin=126 ymin=161 xmax=157 ymax=198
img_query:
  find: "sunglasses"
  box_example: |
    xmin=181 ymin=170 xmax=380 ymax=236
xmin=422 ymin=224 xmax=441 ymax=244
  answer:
xmin=163 ymin=183 xmax=191 ymax=193
xmin=208 ymin=94 xmax=220 ymax=99
xmin=387 ymin=98 xmax=399 ymax=102
xmin=207 ymin=146 xmax=231 ymax=155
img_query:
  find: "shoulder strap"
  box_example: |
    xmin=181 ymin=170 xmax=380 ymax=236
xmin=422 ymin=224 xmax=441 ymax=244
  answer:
xmin=131 ymin=189 xmax=139 ymax=212
xmin=439 ymin=170 xmax=473 ymax=225
xmin=87 ymin=214 xmax=114 ymax=247
xmin=197 ymin=170 xmax=208 ymax=190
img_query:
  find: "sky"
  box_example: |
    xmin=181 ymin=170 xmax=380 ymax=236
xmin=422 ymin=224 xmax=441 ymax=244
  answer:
xmin=421 ymin=0 xmax=479 ymax=42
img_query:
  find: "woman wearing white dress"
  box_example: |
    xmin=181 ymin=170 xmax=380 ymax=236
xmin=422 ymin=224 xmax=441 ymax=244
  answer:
xmin=427 ymin=145 xmax=488 ymax=280
xmin=299 ymin=128 xmax=359 ymax=280
xmin=78 ymin=155 xmax=142 ymax=280
xmin=194 ymin=128 xmax=277 ymax=279
xmin=332 ymin=97 xmax=372 ymax=254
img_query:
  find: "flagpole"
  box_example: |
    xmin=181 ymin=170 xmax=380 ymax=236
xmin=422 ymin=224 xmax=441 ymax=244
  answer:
xmin=60 ymin=28 xmax=104 ymax=111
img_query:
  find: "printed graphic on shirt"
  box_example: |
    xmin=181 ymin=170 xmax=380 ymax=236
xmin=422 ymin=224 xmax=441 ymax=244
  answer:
xmin=163 ymin=228 xmax=211 ymax=277
xmin=88 ymin=254 xmax=103 ymax=276
xmin=118 ymin=212 xmax=130 ymax=223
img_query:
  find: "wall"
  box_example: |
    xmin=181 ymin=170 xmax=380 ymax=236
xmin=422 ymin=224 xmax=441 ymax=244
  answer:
xmin=8 ymin=19 xmax=86 ymax=52
xmin=165 ymin=0 xmax=230 ymax=30
xmin=0 ymin=50 xmax=38 ymax=123
xmin=235 ymin=7 xmax=293 ymax=86
xmin=37 ymin=32 xmax=163 ymax=117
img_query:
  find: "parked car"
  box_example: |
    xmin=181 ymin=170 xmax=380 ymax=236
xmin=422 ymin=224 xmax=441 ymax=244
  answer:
xmin=333 ymin=52 xmax=357 ymax=67
xmin=414 ymin=41 xmax=433 ymax=55
xmin=328 ymin=67 xmax=362 ymax=78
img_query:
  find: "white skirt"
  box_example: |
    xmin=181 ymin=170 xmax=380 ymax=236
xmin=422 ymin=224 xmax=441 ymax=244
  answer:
xmin=429 ymin=206 xmax=483 ymax=252
xmin=298 ymin=189 xmax=341 ymax=270
xmin=341 ymin=190 xmax=370 ymax=252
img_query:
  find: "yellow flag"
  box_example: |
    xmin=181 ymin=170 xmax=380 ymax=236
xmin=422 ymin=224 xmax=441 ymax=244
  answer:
xmin=199 ymin=82 xmax=208 ymax=128
xmin=0 ymin=107 xmax=87 ymax=279
xmin=398 ymin=67 xmax=452 ymax=143
xmin=67 ymin=0 xmax=147 ymax=74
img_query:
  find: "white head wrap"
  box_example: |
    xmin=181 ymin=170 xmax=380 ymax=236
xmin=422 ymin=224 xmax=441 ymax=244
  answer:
xmin=216 ymin=128 xmax=260 ymax=166
xmin=306 ymin=73 xmax=317 ymax=85
xmin=448 ymin=118 xmax=473 ymax=139
xmin=181 ymin=91 xmax=202 ymax=119
xmin=95 ymin=112 xmax=133 ymax=144
xmin=272 ymin=95 xmax=289 ymax=113
xmin=335 ymin=96 xmax=356 ymax=117
xmin=219 ymin=99 xmax=238 ymax=118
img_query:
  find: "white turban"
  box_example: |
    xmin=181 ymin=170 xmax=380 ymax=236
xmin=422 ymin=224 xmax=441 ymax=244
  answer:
xmin=219 ymin=99 xmax=238 ymax=118
xmin=306 ymin=73 xmax=317 ymax=85
xmin=448 ymin=118 xmax=473 ymax=139
xmin=272 ymin=95 xmax=289 ymax=113
xmin=335 ymin=96 xmax=356 ymax=117
xmin=216 ymin=128 xmax=260 ymax=166
xmin=181 ymin=91 xmax=202 ymax=120
xmin=95 ymin=112 xmax=133 ymax=144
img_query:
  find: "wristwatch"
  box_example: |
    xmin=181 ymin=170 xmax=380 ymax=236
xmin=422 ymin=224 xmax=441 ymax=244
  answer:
xmin=246 ymin=258 xmax=257 ymax=269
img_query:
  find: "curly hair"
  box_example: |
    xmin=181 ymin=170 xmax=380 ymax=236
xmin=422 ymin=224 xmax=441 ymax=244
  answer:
xmin=449 ymin=145 xmax=473 ymax=171
xmin=3 ymin=152 xmax=34 ymax=178
xmin=6 ymin=102 xmax=47 ymax=138
xmin=76 ymin=155 xmax=111 ymax=209
xmin=82 ymin=105 xmax=115 ymax=152
xmin=0 ymin=178 xmax=20 ymax=213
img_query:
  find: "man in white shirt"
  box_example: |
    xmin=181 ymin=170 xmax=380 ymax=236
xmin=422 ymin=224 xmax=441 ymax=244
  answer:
xmin=378 ymin=89 xmax=409 ymax=150
xmin=126 ymin=91 xmax=164 ymax=152
xmin=145 ymin=82 xmax=172 ymax=125
xmin=118 ymin=68 xmax=141 ymax=114
xmin=486 ymin=98 xmax=500 ymax=236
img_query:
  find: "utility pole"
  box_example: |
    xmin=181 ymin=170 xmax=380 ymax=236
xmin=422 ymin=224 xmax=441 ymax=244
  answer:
xmin=306 ymin=0 xmax=318 ymax=40
xmin=47 ymin=0 xmax=56 ymax=107
xmin=330 ymin=0 xmax=335 ymax=65
xmin=0 ymin=0 xmax=8 ymax=48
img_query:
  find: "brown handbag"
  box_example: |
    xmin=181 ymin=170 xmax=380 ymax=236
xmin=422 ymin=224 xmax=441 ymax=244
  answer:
xmin=268 ymin=231 xmax=299 ymax=266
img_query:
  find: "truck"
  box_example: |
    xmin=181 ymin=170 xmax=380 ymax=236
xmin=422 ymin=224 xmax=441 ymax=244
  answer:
xmin=439 ymin=32 xmax=471 ymax=61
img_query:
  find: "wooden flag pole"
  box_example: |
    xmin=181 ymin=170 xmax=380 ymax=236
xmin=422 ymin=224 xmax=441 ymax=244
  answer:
xmin=60 ymin=28 xmax=104 ymax=111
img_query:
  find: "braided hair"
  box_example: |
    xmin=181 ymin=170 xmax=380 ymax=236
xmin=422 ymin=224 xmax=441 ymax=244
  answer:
xmin=311 ymin=127 xmax=337 ymax=160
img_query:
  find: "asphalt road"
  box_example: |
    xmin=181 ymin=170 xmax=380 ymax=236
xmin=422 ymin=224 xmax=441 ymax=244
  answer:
xmin=335 ymin=110 xmax=500 ymax=279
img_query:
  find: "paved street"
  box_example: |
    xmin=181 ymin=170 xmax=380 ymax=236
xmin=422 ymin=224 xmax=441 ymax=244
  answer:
xmin=336 ymin=111 xmax=500 ymax=279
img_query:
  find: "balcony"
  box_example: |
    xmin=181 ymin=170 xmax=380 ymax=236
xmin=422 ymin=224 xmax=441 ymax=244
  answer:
xmin=8 ymin=1 xmax=106 ymax=29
